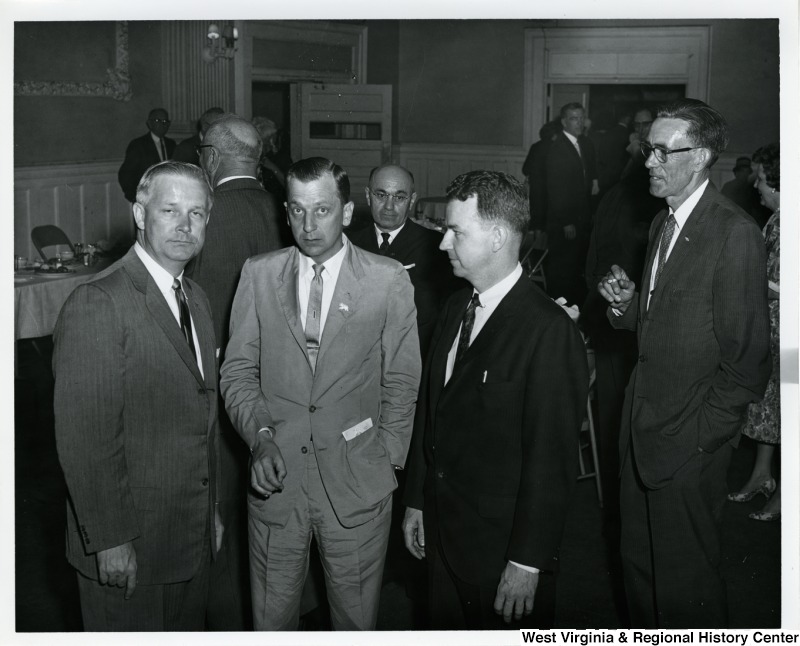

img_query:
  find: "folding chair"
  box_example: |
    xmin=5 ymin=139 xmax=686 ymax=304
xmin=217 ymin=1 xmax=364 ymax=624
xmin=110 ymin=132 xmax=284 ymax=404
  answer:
xmin=31 ymin=225 xmax=75 ymax=262
xmin=577 ymin=348 xmax=603 ymax=507
xmin=519 ymin=231 xmax=548 ymax=290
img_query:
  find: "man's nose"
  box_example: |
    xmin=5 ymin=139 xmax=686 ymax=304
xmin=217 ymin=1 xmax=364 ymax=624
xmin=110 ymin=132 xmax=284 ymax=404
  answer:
xmin=303 ymin=213 xmax=316 ymax=232
xmin=439 ymin=232 xmax=452 ymax=251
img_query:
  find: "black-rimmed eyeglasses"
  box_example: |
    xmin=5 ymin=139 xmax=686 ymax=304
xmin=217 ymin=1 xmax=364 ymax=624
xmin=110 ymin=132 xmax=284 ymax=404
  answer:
xmin=640 ymin=142 xmax=699 ymax=164
xmin=371 ymin=190 xmax=409 ymax=205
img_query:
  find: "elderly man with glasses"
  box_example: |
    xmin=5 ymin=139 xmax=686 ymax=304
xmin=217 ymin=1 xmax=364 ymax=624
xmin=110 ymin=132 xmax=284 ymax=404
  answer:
xmin=118 ymin=108 xmax=177 ymax=203
xmin=598 ymin=98 xmax=771 ymax=628
xmin=348 ymin=164 xmax=461 ymax=360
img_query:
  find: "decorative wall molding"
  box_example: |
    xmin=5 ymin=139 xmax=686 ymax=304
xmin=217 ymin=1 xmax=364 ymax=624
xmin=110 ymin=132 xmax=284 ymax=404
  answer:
xmin=14 ymin=161 xmax=133 ymax=260
xmin=523 ymin=26 xmax=711 ymax=148
xmin=14 ymin=22 xmax=131 ymax=101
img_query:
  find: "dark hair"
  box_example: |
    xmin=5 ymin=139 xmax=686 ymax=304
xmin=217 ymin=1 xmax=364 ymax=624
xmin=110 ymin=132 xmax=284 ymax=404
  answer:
xmin=287 ymin=157 xmax=350 ymax=204
xmin=368 ymin=164 xmax=415 ymax=188
xmin=656 ymin=98 xmax=729 ymax=167
xmin=136 ymin=161 xmax=213 ymax=207
xmin=539 ymin=119 xmax=561 ymax=141
xmin=752 ymin=143 xmax=780 ymax=192
xmin=198 ymin=107 xmax=224 ymax=135
xmin=560 ymin=102 xmax=585 ymax=120
xmin=445 ymin=170 xmax=529 ymax=237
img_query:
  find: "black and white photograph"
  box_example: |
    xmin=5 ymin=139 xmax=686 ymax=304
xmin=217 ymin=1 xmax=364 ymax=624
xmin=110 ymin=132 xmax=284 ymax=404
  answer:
xmin=5 ymin=1 xmax=798 ymax=643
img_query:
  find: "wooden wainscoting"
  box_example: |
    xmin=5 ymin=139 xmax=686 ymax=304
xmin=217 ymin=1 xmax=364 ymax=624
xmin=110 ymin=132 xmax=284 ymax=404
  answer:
xmin=15 ymin=161 xmax=133 ymax=261
xmin=397 ymin=144 xmax=528 ymax=199
xmin=398 ymin=143 xmax=744 ymax=204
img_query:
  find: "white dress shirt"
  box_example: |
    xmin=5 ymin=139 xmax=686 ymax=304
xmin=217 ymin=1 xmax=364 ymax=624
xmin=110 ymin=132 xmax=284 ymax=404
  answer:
xmin=134 ymin=242 xmax=204 ymax=378
xmin=150 ymin=132 xmax=167 ymax=161
xmin=442 ymin=263 xmax=537 ymax=574
xmin=297 ymin=235 xmax=349 ymax=336
xmin=373 ymin=221 xmax=406 ymax=247
xmin=217 ymin=175 xmax=257 ymax=186
xmin=646 ymin=179 xmax=708 ymax=308
xmin=563 ymin=129 xmax=582 ymax=157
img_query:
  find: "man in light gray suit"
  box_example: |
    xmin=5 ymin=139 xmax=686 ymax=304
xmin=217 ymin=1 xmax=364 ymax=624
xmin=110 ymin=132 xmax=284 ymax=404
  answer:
xmin=221 ymin=156 xmax=421 ymax=630
xmin=54 ymin=161 xmax=221 ymax=631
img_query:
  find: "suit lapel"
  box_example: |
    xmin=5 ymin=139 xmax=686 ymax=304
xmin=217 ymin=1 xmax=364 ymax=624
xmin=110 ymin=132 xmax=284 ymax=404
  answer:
xmin=276 ymin=248 xmax=308 ymax=361
xmin=431 ymin=289 xmax=472 ymax=397
xmin=318 ymin=244 xmax=363 ymax=365
xmin=183 ymin=279 xmax=217 ymax=390
xmin=125 ymin=251 xmax=206 ymax=388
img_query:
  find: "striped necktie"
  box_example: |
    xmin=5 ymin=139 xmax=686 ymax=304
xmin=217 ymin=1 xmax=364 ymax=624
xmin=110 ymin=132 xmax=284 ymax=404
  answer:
xmin=305 ymin=264 xmax=324 ymax=372
xmin=172 ymin=278 xmax=197 ymax=361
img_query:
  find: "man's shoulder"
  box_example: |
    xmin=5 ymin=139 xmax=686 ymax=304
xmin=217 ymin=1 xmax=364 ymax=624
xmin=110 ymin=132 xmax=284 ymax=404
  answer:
xmin=245 ymin=245 xmax=294 ymax=269
xmin=346 ymin=224 xmax=375 ymax=248
xmin=700 ymin=184 xmax=760 ymax=231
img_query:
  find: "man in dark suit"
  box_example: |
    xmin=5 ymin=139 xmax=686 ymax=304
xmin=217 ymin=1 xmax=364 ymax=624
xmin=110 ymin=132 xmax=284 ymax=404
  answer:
xmin=184 ymin=113 xmax=287 ymax=630
xmin=598 ymin=99 xmax=771 ymax=628
xmin=118 ymin=108 xmax=177 ymax=202
xmin=348 ymin=164 xmax=457 ymax=359
xmin=220 ymin=157 xmax=421 ymax=630
xmin=533 ymin=102 xmax=599 ymax=307
xmin=403 ymin=170 xmax=589 ymax=629
xmin=53 ymin=162 xmax=220 ymax=631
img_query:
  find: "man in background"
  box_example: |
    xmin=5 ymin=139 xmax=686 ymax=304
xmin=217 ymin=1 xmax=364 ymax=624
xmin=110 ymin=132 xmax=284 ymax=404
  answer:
xmin=598 ymin=99 xmax=771 ymax=627
xmin=348 ymin=163 xmax=458 ymax=359
xmin=221 ymin=157 xmax=421 ymax=630
xmin=54 ymin=162 xmax=219 ymax=630
xmin=185 ymin=113 xmax=288 ymax=630
xmin=118 ymin=108 xmax=176 ymax=202
xmin=172 ymin=107 xmax=225 ymax=166
xmin=533 ymin=102 xmax=599 ymax=306
xmin=403 ymin=170 xmax=588 ymax=630
xmin=721 ymin=156 xmax=771 ymax=228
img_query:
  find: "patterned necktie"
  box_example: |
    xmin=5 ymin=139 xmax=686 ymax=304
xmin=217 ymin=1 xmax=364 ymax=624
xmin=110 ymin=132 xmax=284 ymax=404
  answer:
xmin=172 ymin=278 xmax=197 ymax=361
xmin=160 ymin=138 xmax=168 ymax=162
xmin=653 ymin=213 xmax=677 ymax=288
xmin=379 ymin=232 xmax=391 ymax=255
xmin=455 ymin=293 xmax=481 ymax=365
xmin=305 ymin=264 xmax=324 ymax=372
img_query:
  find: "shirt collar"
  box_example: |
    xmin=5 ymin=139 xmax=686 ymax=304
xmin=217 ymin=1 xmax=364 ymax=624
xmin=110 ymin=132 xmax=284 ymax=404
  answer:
xmin=298 ymin=235 xmax=349 ymax=282
xmin=134 ymin=241 xmax=184 ymax=292
xmin=217 ymin=175 xmax=257 ymax=187
xmin=150 ymin=131 xmax=164 ymax=146
xmin=670 ymin=178 xmax=709 ymax=230
xmin=374 ymin=221 xmax=406 ymax=246
xmin=563 ymin=130 xmax=580 ymax=146
xmin=474 ymin=263 xmax=523 ymax=308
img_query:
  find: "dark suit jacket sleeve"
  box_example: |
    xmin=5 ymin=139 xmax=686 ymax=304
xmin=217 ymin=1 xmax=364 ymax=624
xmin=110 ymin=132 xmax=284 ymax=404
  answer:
xmin=689 ymin=219 xmax=771 ymax=451
xmin=118 ymin=138 xmax=142 ymax=203
xmin=379 ymin=265 xmax=422 ymax=467
xmin=607 ymin=292 xmax=640 ymax=331
xmin=507 ymin=314 xmax=588 ymax=569
xmin=219 ymin=258 xmax=274 ymax=450
xmin=53 ymin=284 xmax=141 ymax=553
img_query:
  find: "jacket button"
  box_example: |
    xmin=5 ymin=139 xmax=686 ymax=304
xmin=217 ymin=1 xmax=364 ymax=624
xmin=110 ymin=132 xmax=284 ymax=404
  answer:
xmin=309 ymin=405 xmax=317 ymax=413
xmin=639 ymin=355 xmax=647 ymax=363
xmin=301 ymin=446 xmax=308 ymax=454
xmin=201 ymin=478 xmax=209 ymax=486
xmin=437 ymin=471 xmax=445 ymax=479
xmin=198 ymin=388 xmax=205 ymax=394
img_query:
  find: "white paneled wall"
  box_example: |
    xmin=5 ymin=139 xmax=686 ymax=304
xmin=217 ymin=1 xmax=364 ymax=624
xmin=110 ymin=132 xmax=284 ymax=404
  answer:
xmin=398 ymin=143 xmax=741 ymax=201
xmin=14 ymin=162 xmax=133 ymax=260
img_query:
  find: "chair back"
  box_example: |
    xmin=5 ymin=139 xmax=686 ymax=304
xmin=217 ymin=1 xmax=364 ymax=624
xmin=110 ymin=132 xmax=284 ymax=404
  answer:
xmin=519 ymin=231 xmax=548 ymax=285
xmin=31 ymin=225 xmax=75 ymax=262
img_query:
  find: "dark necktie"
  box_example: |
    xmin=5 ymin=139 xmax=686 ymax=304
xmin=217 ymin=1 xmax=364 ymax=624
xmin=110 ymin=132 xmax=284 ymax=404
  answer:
xmin=172 ymin=278 xmax=197 ymax=361
xmin=160 ymin=138 xmax=168 ymax=161
xmin=379 ymin=232 xmax=391 ymax=255
xmin=653 ymin=213 xmax=677 ymax=288
xmin=305 ymin=264 xmax=324 ymax=372
xmin=455 ymin=293 xmax=481 ymax=365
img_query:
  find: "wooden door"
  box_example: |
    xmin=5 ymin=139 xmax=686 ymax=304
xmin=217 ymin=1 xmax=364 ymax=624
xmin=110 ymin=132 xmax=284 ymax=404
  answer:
xmin=290 ymin=83 xmax=392 ymax=208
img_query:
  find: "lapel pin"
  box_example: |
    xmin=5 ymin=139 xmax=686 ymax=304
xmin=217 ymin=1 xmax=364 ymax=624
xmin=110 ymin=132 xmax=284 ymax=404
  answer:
xmin=684 ymin=236 xmax=690 ymax=242
xmin=338 ymin=303 xmax=349 ymax=312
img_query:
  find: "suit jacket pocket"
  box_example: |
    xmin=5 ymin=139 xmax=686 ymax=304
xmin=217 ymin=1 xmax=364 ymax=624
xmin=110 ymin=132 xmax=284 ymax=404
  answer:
xmin=344 ymin=428 xmax=396 ymax=503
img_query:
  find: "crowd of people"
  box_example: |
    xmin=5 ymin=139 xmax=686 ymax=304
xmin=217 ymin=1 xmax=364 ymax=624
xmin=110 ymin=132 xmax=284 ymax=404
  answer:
xmin=50 ymin=97 xmax=779 ymax=632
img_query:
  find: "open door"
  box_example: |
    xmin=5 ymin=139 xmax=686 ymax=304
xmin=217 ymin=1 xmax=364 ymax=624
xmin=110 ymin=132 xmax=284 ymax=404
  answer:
xmin=290 ymin=83 xmax=392 ymax=209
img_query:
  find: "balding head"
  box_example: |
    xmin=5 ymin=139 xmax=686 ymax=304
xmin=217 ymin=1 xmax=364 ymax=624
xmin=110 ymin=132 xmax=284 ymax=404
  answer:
xmin=365 ymin=164 xmax=417 ymax=232
xmin=200 ymin=114 xmax=263 ymax=186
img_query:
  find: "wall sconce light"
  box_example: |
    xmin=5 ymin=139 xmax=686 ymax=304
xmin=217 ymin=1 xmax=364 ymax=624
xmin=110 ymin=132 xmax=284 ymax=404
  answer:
xmin=202 ymin=23 xmax=238 ymax=63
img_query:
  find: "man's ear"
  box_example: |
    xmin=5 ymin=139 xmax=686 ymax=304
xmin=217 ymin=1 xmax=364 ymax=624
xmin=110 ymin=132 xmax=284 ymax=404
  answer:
xmin=491 ymin=224 xmax=509 ymax=252
xmin=133 ymin=202 xmax=146 ymax=231
xmin=343 ymin=201 xmax=355 ymax=228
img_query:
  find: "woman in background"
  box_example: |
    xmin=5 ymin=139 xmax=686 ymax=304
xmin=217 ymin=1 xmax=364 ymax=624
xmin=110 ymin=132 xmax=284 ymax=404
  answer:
xmin=727 ymin=142 xmax=781 ymax=521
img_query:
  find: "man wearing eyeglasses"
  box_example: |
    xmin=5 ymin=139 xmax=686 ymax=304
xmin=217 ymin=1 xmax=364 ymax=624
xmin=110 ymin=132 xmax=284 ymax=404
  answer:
xmin=118 ymin=108 xmax=177 ymax=203
xmin=348 ymin=164 xmax=458 ymax=359
xmin=597 ymin=98 xmax=771 ymax=628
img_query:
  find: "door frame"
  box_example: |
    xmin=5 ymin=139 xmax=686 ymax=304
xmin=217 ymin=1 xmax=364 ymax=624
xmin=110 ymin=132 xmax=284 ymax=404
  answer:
xmin=234 ymin=20 xmax=368 ymax=120
xmin=523 ymin=26 xmax=711 ymax=148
